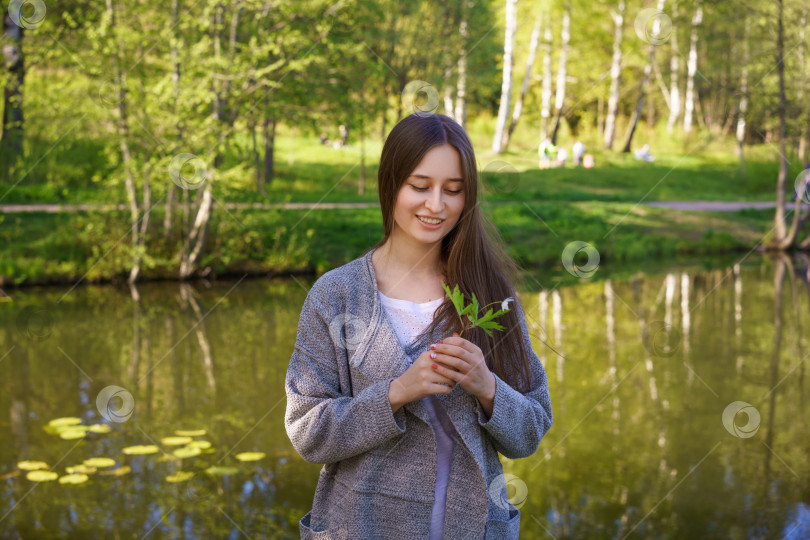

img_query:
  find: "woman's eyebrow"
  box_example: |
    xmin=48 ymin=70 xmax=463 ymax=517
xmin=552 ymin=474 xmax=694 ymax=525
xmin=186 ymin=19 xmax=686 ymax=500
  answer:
xmin=409 ymin=173 xmax=464 ymax=182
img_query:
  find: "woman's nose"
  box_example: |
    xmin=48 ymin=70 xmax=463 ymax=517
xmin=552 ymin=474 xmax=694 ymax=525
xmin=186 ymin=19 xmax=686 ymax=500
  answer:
xmin=426 ymin=189 xmax=444 ymax=212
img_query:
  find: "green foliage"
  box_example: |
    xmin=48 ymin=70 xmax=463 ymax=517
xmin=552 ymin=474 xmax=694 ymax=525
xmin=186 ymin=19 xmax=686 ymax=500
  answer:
xmin=441 ymin=282 xmax=512 ymax=337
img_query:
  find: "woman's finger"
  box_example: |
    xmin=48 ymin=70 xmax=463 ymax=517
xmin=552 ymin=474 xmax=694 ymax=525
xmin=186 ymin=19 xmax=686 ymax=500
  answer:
xmin=432 ymin=363 xmax=461 ymax=381
xmin=431 ymin=354 xmax=465 ymax=372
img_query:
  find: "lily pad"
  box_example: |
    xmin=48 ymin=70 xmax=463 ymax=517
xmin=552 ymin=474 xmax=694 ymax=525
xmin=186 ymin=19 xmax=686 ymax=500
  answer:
xmin=174 ymin=429 xmax=206 ymax=437
xmin=205 ymin=465 xmax=239 ymax=476
xmin=26 ymin=470 xmax=58 ymax=482
xmin=83 ymin=457 xmax=116 ymax=468
xmin=161 ymin=436 xmax=192 ymax=446
xmin=88 ymin=424 xmax=112 ymax=434
xmin=172 ymin=446 xmax=202 ymax=459
xmin=100 ymin=465 xmax=131 ymax=476
xmin=59 ymin=426 xmax=89 ymax=440
xmin=66 ymin=465 xmax=97 ymax=475
xmin=186 ymin=440 xmax=211 ymax=450
xmin=122 ymin=445 xmax=159 ymax=456
xmin=166 ymin=471 xmax=195 ymax=483
xmin=48 ymin=417 xmax=82 ymax=427
xmin=235 ymin=452 xmax=266 ymax=462
xmin=58 ymin=473 xmax=89 ymax=485
xmin=17 ymin=460 xmax=49 ymax=471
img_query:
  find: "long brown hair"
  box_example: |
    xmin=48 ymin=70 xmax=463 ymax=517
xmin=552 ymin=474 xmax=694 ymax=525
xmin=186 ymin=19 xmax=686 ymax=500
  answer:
xmin=366 ymin=113 xmax=534 ymax=393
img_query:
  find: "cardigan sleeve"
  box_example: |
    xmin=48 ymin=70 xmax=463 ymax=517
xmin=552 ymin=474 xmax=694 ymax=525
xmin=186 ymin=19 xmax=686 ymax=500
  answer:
xmin=284 ymin=281 xmax=407 ymax=465
xmin=475 ymin=293 xmax=553 ymax=459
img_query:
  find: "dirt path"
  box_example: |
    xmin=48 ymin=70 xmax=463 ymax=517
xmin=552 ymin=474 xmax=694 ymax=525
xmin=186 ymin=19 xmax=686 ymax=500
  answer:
xmin=1 ymin=200 xmax=808 ymax=213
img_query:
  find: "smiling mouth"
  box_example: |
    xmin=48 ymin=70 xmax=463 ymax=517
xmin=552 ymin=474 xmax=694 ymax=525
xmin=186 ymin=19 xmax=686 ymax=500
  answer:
xmin=417 ymin=216 xmax=444 ymax=225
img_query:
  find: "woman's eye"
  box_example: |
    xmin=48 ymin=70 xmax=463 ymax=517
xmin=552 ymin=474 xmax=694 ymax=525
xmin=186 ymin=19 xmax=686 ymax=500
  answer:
xmin=410 ymin=186 xmax=463 ymax=194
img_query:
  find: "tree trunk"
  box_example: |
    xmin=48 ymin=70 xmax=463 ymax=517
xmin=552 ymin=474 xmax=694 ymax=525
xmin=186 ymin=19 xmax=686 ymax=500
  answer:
xmin=604 ymin=0 xmax=625 ymax=149
xmin=2 ymin=12 xmax=25 ymax=175
xmin=180 ymin=2 xmax=223 ymax=279
xmin=106 ymin=0 xmax=146 ymax=283
xmin=622 ymin=0 xmax=666 ymax=153
xmin=550 ymin=1 xmax=571 ymax=144
xmin=454 ymin=3 xmax=469 ymax=129
xmin=736 ymin=17 xmax=749 ymax=177
xmin=263 ymin=108 xmax=276 ymax=187
xmin=503 ymin=11 xmax=542 ymax=150
xmin=443 ymin=55 xmax=454 ymax=118
xmin=250 ymin=111 xmax=263 ymax=195
xmin=797 ymin=8 xmax=808 ymax=164
xmin=491 ymin=0 xmax=518 ymax=154
xmin=666 ymin=1 xmax=680 ymax=132
xmin=540 ymin=18 xmax=553 ymax=141
xmin=164 ymin=0 xmax=183 ymax=237
xmin=683 ymin=0 xmax=702 ymax=133
xmin=358 ymin=112 xmax=365 ymax=196
xmin=771 ymin=0 xmax=803 ymax=250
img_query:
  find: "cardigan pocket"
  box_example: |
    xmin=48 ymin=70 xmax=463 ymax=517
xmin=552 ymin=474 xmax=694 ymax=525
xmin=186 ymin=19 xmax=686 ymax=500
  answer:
xmin=300 ymin=509 xmax=348 ymax=540
xmin=483 ymin=506 xmax=520 ymax=539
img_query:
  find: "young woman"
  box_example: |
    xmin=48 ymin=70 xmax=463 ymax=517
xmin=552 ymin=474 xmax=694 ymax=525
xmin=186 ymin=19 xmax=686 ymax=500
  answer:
xmin=284 ymin=113 xmax=553 ymax=539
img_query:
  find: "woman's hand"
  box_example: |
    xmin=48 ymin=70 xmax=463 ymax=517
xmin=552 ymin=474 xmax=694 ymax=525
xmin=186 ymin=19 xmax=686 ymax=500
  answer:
xmin=428 ymin=332 xmax=496 ymax=401
xmin=389 ymin=350 xmax=457 ymax=412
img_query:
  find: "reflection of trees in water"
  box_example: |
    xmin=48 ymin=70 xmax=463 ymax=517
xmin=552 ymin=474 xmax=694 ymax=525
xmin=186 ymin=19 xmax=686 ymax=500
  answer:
xmin=179 ymin=283 xmax=217 ymax=397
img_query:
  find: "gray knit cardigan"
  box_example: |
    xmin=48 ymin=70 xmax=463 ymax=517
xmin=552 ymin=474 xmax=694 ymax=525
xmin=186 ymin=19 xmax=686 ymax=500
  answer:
xmin=284 ymin=247 xmax=553 ymax=539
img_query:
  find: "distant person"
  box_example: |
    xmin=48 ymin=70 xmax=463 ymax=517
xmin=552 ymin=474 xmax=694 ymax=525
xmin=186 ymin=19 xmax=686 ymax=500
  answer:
xmin=538 ymin=137 xmax=557 ymax=169
xmin=320 ymin=132 xmax=330 ymax=146
xmin=337 ymin=124 xmax=349 ymax=148
xmin=791 ymin=163 xmax=810 ymax=203
xmin=634 ymin=144 xmax=655 ymax=162
xmin=555 ymin=147 xmax=568 ymax=168
xmin=572 ymin=141 xmax=586 ymax=166
xmin=583 ymin=153 xmax=595 ymax=169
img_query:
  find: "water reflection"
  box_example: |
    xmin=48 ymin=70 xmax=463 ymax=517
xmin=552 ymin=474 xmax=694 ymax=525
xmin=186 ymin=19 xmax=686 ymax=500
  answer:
xmin=0 ymin=254 xmax=808 ymax=538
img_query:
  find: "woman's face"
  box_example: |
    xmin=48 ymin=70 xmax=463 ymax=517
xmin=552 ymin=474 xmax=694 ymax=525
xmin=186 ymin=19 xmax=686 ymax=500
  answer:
xmin=392 ymin=143 xmax=466 ymax=246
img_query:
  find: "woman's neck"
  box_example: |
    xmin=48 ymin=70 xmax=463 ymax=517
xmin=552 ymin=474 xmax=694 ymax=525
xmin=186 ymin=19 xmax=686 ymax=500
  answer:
xmin=374 ymin=238 xmax=443 ymax=280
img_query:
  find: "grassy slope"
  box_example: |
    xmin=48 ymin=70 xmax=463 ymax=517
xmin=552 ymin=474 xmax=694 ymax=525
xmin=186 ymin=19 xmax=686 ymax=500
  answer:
xmin=0 ymin=110 xmax=797 ymax=286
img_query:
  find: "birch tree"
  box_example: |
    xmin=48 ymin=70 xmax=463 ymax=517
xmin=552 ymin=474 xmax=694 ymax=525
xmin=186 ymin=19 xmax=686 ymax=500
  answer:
xmin=736 ymin=17 xmax=749 ymax=177
xmin=604 ymin=0 xmax=625 ymax=149
xmin=666 ymin=1 xmax=680 ymax=132
xmin=454 ymin=0 xmax=471 ymax=129
xmin=492 ymin=0 xmax=518 ymax=153
xmin=550 ymin=1 xmax=571 ymax=144
xmin=540 ymin=18 xmax=553 ymax=140
xmin=622 ymin=0 xmax=667 ymax=153
xmin=770 ymin=0 xmax=805 ymax=250
xmin=683 ymin=0 xmax=702 ymax=133
xmin=503 ymin=11 xmax=542 ymax=149
xmin=1 ymin=10 xmax=26 ymax=175
xmin=797 ymin=7 xmax=808 ymax=164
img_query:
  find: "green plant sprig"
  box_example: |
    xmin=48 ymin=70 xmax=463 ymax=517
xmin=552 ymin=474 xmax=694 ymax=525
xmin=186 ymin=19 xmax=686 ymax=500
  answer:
xmin=441 ymin=282 xmax=514 ymax=338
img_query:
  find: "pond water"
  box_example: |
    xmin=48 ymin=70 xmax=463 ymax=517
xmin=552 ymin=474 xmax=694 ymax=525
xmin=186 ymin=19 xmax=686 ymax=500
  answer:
xmin=1 ymin=253 xmax=809 ymax=539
